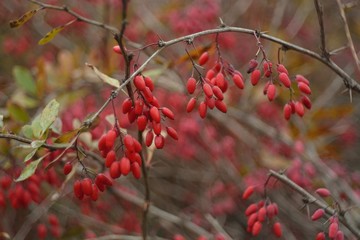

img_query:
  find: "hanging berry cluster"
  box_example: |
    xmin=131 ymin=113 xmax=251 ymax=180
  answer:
xmin=122 ymin=75 xmax=178 ymax=149
xmin=243 ymin=185 xmax=282 ymax=238
xmin=186 ymin=49 xmax=245 ymax=118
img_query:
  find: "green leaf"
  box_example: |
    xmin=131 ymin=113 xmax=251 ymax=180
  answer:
xmin=0 ymin=115 xmax=3 ymax=128
xmin=31 ymin=140 xmax=45 ymax=148
xmin=39 ymin=99 xmax=59 ymax=136
xmin=55 ymin=129 xmax=79 ymax=143
xmin=21 ymin=125 xmax=34 ymax=139
xmin=24 ymin=148 xmax=38 ymax=162
xmin=31 ymin=115 xmax=42 ymax=139
xmin=38 ymin=25 xmax=65 ymax=45
xmin=15 ymin=154 xmax=48 ymax=182
xmin=9 ymin=9 xmax=40 ymax=28
xmin=13 ymin=66 xmax=37 ymax=95
xmin=7 ymin=102 xmax=30 ymax=123
xmin=86 ymin=63 xmax=120 ymax=88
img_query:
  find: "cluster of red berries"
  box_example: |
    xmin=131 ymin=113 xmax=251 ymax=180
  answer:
xmin=98 ymin=129 xmax=142 ymax=180
xmin=73 ymin=173 xmax=112 ymax=201
xmin=247 ymin=58 xmax=312 ymax=120
xmin=186 ymin=51 xmax=245 ymax=118
xmin=122 ymin=74 xmax=178 ymax=149
xmin=242 ymin=186 xmax=282 ymax=238
xmin=36 ymin=214 xmax=62 ymax=239
xmin=312 ymin=188 xmax=344 ymax=240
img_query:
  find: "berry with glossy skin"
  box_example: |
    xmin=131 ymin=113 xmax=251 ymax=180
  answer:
xmin=134 ymin=75 xmax=146 ymax=91
xmin=311 ymin=209 xmax=325 ymax=221
xmin=298 ymin=82 xmax=312 ymax=95
xmin=242 ymin=185 xmax=255 ymax=200
xmin=251 ymin=69 xmax=261 ymax=86
xmin=272 ymin=222 xmax=282 ymax=237
xmin=137 ymin=115 xmax=148 ymax=131
xmin=198 ymin=51 xmax=209 ymax=66
xmin=199 ymin=101 xmax=207 ymax=118
xmin=155 ymin=135 xmax=165 ymax=149
xmin=131 ymin=162 xmax=141 ymax=179
xmin=301 ymin=95 xmax=312 ymax=109
xmin=187 ymin=77 xmax=197 ymax=94
xmin=145 ymin=130 xmax=154 ymax=147
xmin=120 ymin=157 xmax=131 ymax=176
xmin=283 ymin=103 xmax=292 ymax=120
xmin=63 ymin=162 xmax=72 ymax=175
xmin=150 ymin=106 xmax=161 ymax=123
xmin=315 ymin=232 xmax=325 ymax=240
xmin=295 ymin=101 xmax=305 ymax=117
xmin=73 ymin=180 xmax=84 ymax=199
xmin=267 ymin=84 xmax=276 ymax=101
xmin=81 ymin=178 xmax=93 ymax=196
xmin=105 ymin=130 xmax=117 ymax=149
xmin=232 ymin=73 xmax=244 ymax=89
xmin=162 ymin=107 xmax=175 ymax=120
xmin=37 ymin=223 xmax=47 ymax=239
xmin=186 ymin=97 xmax=197 ymax=112
xmin=122 ymin=98 xmax=133 ymax=114
xmin=203 ymin=83 xmax=213 ymax=98
xmin=328 ymin=222 xmax=339 ymax=238
xmin=166 ymin=127 xmax=178 ymax=140
xmin=278 ymin=72 xmax=291 ymax=88
xmin=315 ymin=188 xmax=331 ymax=197
xmin=215 ymin=100 xmax=227 ymax=113
xmin=247 ymin=59 xmax=258 ymax=73
xmin=110 ymin=161 xmax=121 ymax=179
xmin=276 ymin=64 xmax=289 ymax=75
xmin=252 ymin=221 xmax=262 ymax=236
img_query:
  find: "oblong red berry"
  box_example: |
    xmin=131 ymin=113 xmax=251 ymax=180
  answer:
xmin=198 ymin=52 xmax=209 ymax=66
xmin=206 ymin=97 xmax=215 ymax=109
xmin=272 ymin=222 xmax=282 ymax=237
xmin=122 ymin=98 xmax=133 ymax=114
xmin=112 ymin=45 xmax=121 ymax=54
xmin=134 ymin=75 xmax=146 ymax=91
xmin=150 ymin=106 xmax=161 ymax=123
xmin=247 ymin=213 xmax=258 ymax=227
xmin=73 ymin=180 xmax=83 ymax=199
xmin=152 ymin=121 xmax=162 ymax=135
xmin=212 ymin=86 xmax=224 ymax=100
xmin=278 ymin=72 xmax=291 ymax=88
xmin=283 ymin=103 xmax=292 ymax=120
xmin=257 ymin=207 xmax=267 ymax=222
xmin=245 ymin=203 xmax=258 ymax=216
xmin=155 ymin=134 xmax=165 ymax=149
xmin=247 ymin=59 xmax=258 ymax=73
xmin=315 ymin=232 xmax=325 ymax=240
xmin=301 ymin=95 xmax=312 ymax=109
xmin=37 ymin=223 xmax=47 ymax=239
xmin=144 ymin=76 xmax=154 ymax=91
xmin=97 ymin=173 xmax=112 ymax=187
xmin=119 ymin=157 xmax=131 ymax=176
xmin=187 ymin=77 xmax=197 ymax=94
xmin=81 ymin=178 xmax=93 ymax=196
xmin=242 ymin=185 xmax=254 ymax=200
xmin=137 ymin=115 xmax=148 ymax=131
xmin=336 ymin=231 xmax=344 ymax=240
xmin=215 ymin=73 xmax=225 ymax=90
xmin=215 ymin=100 xmax=227 ymax=113
xmin=105 ymin=130 xmax=117 ymax=149
xmin=267 ymin=84 xmax=276 ymax=101
xmin=203 ymin=83 xmax=213 ymax=98
xmin=295 ymin=74 xmax=310 ymax=86
xmin=105 ymin=150 xmax=116 ymax=168
xmin=162 ymin=107 xmax=175 ymax=120
xmin=110 ymin=161 xmax=121 ymax=179
xmin=166 ymin=127 xmax=178 ymax=140
xmin=63 ymin=162 xmax=72 ymax=175
xmin=311 ymin=208 xmax=325 ymax=221
xmin=131 ymin=162 xmax=141 ymax=179
xmin=134 ymin=99 xmax=144 ymax=115
xmin=298 ymin=82 xmax=311 ymax=95
xmin=199 ymin=102 xmax=207 ymax=118
xmin=232 ymin=73 xmax=244 ymax=89
xmin=328 ymin=222 xmax=338 ymax=238
xmin=252 ymin=221 xmax=262 ymax=236
xmin=145 ymin=130 xmax=154 ymax=147
xmin=276 ymin=64 xmax=289 ymax=75
xmin=123 ymin=135 xmax=135 ymax=152
xmin=91 ymin=184 xmax=99 ymax=201
xmin=186 ymin=97 xmax=196 ymax=113
xmin=251 ymin=69 xmax=261 ymax=86
xmin=295 ymin=101 xmax=305 ymax=117
xmin=315 ymin=188 xmax=331 ymax=197
xmin=206 ymin=69 xmax=215 ymax=79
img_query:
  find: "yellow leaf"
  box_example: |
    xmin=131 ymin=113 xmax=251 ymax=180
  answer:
xmin=38 ymin=26 xmax=65 ymax=45
xmin=86 ymin=63 xmax=120 ymax=88
xmin=9 ymin=9 xmax=40 ymax=28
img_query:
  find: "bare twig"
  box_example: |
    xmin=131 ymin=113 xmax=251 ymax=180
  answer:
xmin=269 ymin=170 xmax=360 ymax=238
xmin=313 ymin=0 xmax=329 ymax=59
xmin=335 ymin=0 xmax=360 ymax=75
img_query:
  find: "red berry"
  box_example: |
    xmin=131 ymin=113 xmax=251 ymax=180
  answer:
xmin=137 ymin=115 xmax=148 ymax=131
xmin=315 ymin=232 xmax=325 ymax=240
xmin=295 ymin=74 xmax=310 ymax=85
xmin=215 ymin=100 xmax=227 ymax=113
xmin=131 ymin=162 xmax=141 ymax=179
xmin=134 ymin=99 xmax=144 ymax=115
xmin=251 ymin=69 xmax=261 ymax=86
xmin=134 ymin=75 xmax=146 ymax=91
xmin=311 ymin=208 xmax=325 ymax=221
xmin=122 ymin=98 xmax=133 ymax=114
xmin=81 ymin=178 xmax=93 ymax=196
xmin=257 ymin=207 xmax=267 ymax=222
xmin=206 ymin=97 xmax=215 ymax=109
xmin=144 ymin=76 xmax=154 ymax=91
xmin=145 ymin=130 xmax=154 ymax=147
xmin=150 ymin=106 xmax=161 ymax=123
xmin=283 ymin=103 xmax=292 ymax=120
xmin=105 ymin=150 xmax=116 ymax=168
xmin=247 ymin=213 xmax=258 ymax=227
xmin=206 ymin=69 xmax=215 ymax=79
xmin=162 ymin=107 xmax=175 ymax=120
xmin=232 ymin=73 xmax=244 ymax=89
xmin=186 ymin=77 xmax=197 ymax=94
xmin=203 ymin=83 xmax=213 ymax=98
xmin=251 ymin=221 xmax=262 ymax=236
xmin=199 ymin=101 xmax=207 ymax=118
xmin=276 ymin=64 xmax=289 ymax=75
xmin=267 ymin=84 xmax=276 ymax=101
xmin=143 ymin=87 xmax=154 ymax=102
xmin=298 ymin=82 xmax=312 ymax=95
xmin=336 ymin=230 xmax=344 ymax=240
xmin=245 ymin=203 xmax=258 ymax=216
xmin=266 ymin=204 xmax=276 ymax=219
xmin=152 ymin=121 xmax=162 ymax=135
xmin=155 ymin=134 xmax=165 ymax=149
xmin=315 ymin=188 xmax=331 ymax=197
xmin=110 ymin=161 xmax=121 ymax=179
xmin=73 ymin=180 xmax=84 ymax=199
xmin=186 ymin=97 xmax=197 ymax=112
xmin=0 ymin=176 xmax=12 ymax=190
xmin=105 ymin=130 xmax=117 ymax=149
xmin=133 ymin=138 xmax=142 ymax=152
xmin=96 ymin=173 xmax=112 ymax=187
xmin=242 ymin=185 xmax=254 ymax=200
xmin=278 ymin=72 xmax=291 ymax=88
xmin=123 ymin=135 xmax=135 ymax=152
xmin=247 ymin=59 xmax=258 ymax=73
xmin=212 ymin=86 xmax=224 ymax=100
xmin=112 ymin=45 xmax=121 ymax=54
xmin=198 ymin=52 xmax=209 ymax=66
xmin=37 ymin=223 xmax=47 ymax=239
xmin=120 ymin=157 xmax=131 ymax=176
xmin=63 ymin=162 xmax=72 ymax=175
xmin=166 ymin=127 xmax=178 ymax=140
xmin=295 ymin=101 xmax=305 ymax=117
xmin=215 ymin=73 xmax=225 ymax=90
xmin=272 ymin=222 xmax=282 ymax=237
xmin=98 ymin=135 xmax=107 ymax=152
xmin=328 ymin=222 xmax=339 ymax=238
xmin=91 ymin=184 xmax=99 ymax=201
xmin=301 ymin=95 xmax=312 ymax=109
xmin=263 ymin=61 xmax=272 ymax=77
xmin=48 ymin=214 xmax=59 ymax=226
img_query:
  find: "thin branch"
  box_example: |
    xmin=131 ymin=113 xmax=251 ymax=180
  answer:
xmin=28 ymin=0 xmax=119 ymax=33
xmin=269 ymin=170 xmax=360 ymax=238
xmin=313 ymin=0 xmax=329 ymax=58
xmin=336 ymin=0 xmax=360 ymax=74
